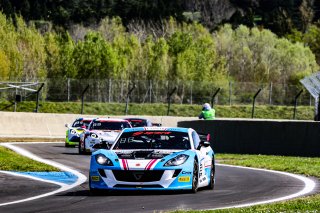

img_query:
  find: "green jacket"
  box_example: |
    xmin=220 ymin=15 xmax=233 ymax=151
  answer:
xmin=200 ymin=109 xmax=215 ymax=120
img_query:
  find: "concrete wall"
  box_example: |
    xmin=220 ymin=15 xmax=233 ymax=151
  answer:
xmin=2 ymin=112 xmax=319 ymax=157
xmin=178 ymin=119 xmax=320 ymax=157
xmin=0 ymin=111 xmax=197 ymax=138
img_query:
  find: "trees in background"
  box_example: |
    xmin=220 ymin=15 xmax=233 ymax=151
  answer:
xmin=0 ymin=12 xmax=318 ymax=91
xmin=214 ymin=24 xmax=318 ymax=85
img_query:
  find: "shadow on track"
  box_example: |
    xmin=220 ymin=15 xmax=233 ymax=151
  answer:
xmin=58 ymin=189 xmax=203 ymax=197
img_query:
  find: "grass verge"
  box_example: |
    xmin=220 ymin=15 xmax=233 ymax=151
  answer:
xmin=173 ymin=153 xmax=320 ymax=212
xmin=0 ymin=146 xmax=59 ymax=171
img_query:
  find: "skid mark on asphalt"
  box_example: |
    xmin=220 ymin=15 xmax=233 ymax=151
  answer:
xmin=0 ymin=142 xmax=87 ymax=207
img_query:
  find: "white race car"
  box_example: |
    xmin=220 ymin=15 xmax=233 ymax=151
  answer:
xmin=79 ymin=118 xmax=132 ymax=154
xmin=65 ymin=117 xmax=95 ymax=147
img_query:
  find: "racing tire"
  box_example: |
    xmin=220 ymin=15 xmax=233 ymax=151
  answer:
xmin=78 ymin=140 xmax=85 ymax=154
xmin=191 ymin=160 xmax=199 ymax=193
xmin=205 ymin=159 xmax=215 ymax=190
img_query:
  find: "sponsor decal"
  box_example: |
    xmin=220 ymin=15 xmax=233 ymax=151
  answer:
xmin=199 ymin=176 xmax=206 ymax=183
xmin=182 ymin=171 xmax=192 ymax=175
xmin=178 ymin=176 xmax=190 ymax=182
xmin=132 ymin=131 xmax=171 ymax=136
xmin=91 ymin=176 xmax=100 ymax=181
xmin=199 ymin=162 xmax=203 ymax=177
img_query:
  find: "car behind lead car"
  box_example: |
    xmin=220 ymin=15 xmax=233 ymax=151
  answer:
xmin=89 ymin=127 xmax=215 ymax=193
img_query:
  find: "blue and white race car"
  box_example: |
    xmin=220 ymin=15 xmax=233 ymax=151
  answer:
xmin=89 ymin=127 xmax=215 ymax=193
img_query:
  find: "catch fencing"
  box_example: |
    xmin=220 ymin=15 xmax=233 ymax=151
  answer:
xmin=0 ymin=79 xmax=313 ymax=106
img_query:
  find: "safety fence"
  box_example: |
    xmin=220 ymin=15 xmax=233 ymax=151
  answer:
xmin=0 ymin=79 xmax=313 ymax=106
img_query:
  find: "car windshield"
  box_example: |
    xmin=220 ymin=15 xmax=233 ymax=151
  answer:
xmin=90 ymin=121 xmax=130 ymax=130
xmin=72 ymin=120 xmax=92 ymax=128
xmin=113 ymin=131 xmax=190 ymax=150
xmin=127 ymin=119 xmax=148 ymax=127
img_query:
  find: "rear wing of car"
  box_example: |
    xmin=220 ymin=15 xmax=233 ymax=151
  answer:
xmin=198 ymin=132 xmax=211 ymax=142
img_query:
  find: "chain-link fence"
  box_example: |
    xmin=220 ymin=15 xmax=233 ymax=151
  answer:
xmin=0 ymin=79 xmax=313 ymax=106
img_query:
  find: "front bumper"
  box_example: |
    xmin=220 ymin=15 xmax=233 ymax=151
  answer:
xmin=89 ymin=168 xmax=193 ymax=191
xmin=66 ymin=136 xmax=80 ymax=145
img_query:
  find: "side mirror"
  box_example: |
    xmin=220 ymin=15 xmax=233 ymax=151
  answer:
xmin=65 ymin=124 xmax=69 ymax=128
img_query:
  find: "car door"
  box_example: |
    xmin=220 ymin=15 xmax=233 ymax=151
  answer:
xmin=191 ymin=130 xmax=212 ymax=187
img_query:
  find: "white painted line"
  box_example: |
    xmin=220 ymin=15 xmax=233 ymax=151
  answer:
xmin=212 ymin=163 xmax=317 ymax=210
xmin=0 ymin=143 xmax=87 ymax=207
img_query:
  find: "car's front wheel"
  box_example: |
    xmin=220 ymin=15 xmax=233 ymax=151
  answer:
xmin=206 ymin=159 xmax=215 ymax=190
xmin=78 ymin=140 xmax=85 ymax=154
xmin=191 ymin=160 xmax=199 ymax=193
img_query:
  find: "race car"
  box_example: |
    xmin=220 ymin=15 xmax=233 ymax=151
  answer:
xmin=65 ymin=117 xmax=95 ymax=147
xmin=124 ymin=118 xmax=162 ymax=127
xmin=79 ymin=118 xmax=132 ymax=154
xmin=89 ymin=127 xmax=215 ymax=193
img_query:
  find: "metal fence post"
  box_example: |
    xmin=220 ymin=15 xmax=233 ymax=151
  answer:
xmin=108 ymin=79 xmax=112 ymax=103
xmin=67 ymin=78 xmax=70 ymax=102
xmin=35 ymin=83 xmax=45 ymax=113
xmin=190 ymin=82 xmax=193 ymax=105
xmin=269 ymin=82 xmax=273 ymax=105
xmin=167 ymin=87 xmax=177 ymax=116
xmin=211 ymin=88 xmax=221 ymax=107
xmin=229 ymin=81 xmax=232 ymax=106
xmin=125 ymin=84 xmax=136 ymax=115
xmin=293 ymin=89 xmax=303 ymax=119
xmin=252 ymin=88 xmax=262 ymax=118
xmin=81 ymin=85 xmax=89 ymax=114
xmin=317 ymin=94 xmax=320 ymax=121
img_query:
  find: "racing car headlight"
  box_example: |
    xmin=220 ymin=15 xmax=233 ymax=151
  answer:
xmin=70 ymin=129 xmax=76 ymax=134
xmin=90 ymin=133 xmax=98 ymax=138
xmin=95 ymin=154 xmax=113 ymax=166
xmin=164 ymin=154 xmax=189 ymax=167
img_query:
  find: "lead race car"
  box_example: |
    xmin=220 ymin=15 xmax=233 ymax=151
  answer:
xmin=79 ymin=118 xmax=132 ymax=154
xmin=89 ymin=127 xmax=215 ymax=193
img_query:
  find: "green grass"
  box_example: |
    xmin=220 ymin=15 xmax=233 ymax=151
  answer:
xmin=173 ymin=153 xmax=320 ymax=212
xmin=173 ymin=194 xmax=320 ymax=212
xmin=217 ymin=153 xmax=320 ymax=178
xmin=0 ymin=146 xmax=58 ymax=171
xmin=0 ymin=101 xmax=315 ymax=120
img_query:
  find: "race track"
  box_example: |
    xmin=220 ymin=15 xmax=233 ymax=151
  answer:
xmin=0 ymin=143 xmax=318 ymax=213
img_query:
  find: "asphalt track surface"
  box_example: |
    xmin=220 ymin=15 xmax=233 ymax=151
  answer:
xmin=0 ymin=143 xmax=319 ymax=213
